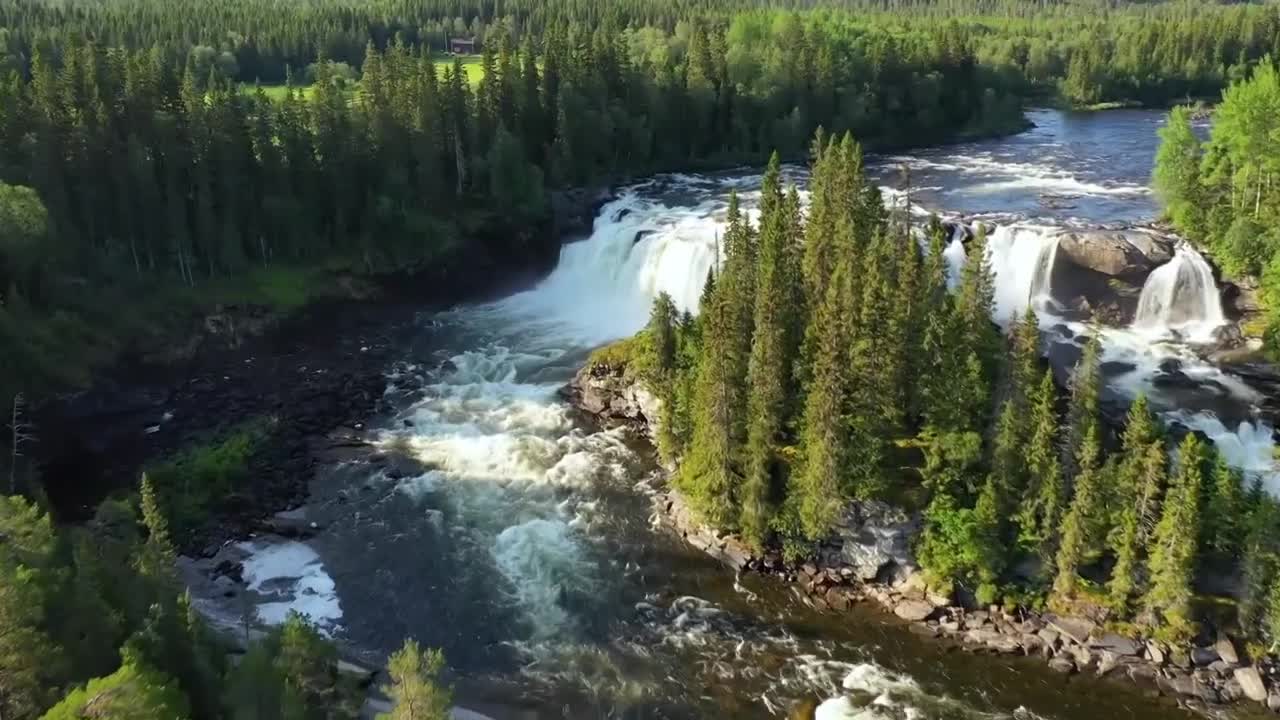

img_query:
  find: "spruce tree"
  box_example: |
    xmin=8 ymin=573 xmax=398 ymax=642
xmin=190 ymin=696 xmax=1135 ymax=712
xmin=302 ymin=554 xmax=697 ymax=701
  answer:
xmin=789 ymin=259 xmax=854 ymax=541
xmin=1144 ymin=434 xmax=1208 ymax=640
xmin=1063 ymin=334 xmax=1102 ymax=486
xmin=1204 ymin=452 xmax=1244 ymax=562
xmin=1053 ymin=421 xmax=1103 ymax=601
xmin=678 ymin=197 xmax=752 ymax=530
xmin=1017 ymin=369 xmax=1064 ymax=572
xmin=1108 ymin=439 xmax=1168 ymax=615
xmin=741 ymin=155 xmax=799 ymax=547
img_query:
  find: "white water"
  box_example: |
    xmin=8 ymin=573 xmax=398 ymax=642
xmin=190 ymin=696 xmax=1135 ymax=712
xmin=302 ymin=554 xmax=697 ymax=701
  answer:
xmin=1132 ymin=245 xmax=1227 ymax=343
xmin=984 ymin=224 xmax=1061 ymax=325
xmin=238 ymin=540 xmax=343 ymax=633
xmin=969 ymin=224 xmax=1276 ymax=491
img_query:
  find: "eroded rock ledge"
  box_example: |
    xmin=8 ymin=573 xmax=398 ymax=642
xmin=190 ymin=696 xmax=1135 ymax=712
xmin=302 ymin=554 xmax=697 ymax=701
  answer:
xmin=567 ymin=362 xmax=1280 ymax=715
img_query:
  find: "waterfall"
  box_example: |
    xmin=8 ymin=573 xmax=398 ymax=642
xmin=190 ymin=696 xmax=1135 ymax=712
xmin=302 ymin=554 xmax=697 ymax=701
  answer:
xmin=498 ymin=192 xmax=721 ymax=344
xmin=983 ymin=224 xmax=1061 ymax=325
xmin=1132 ymin=245 xmax=1226 ymax=342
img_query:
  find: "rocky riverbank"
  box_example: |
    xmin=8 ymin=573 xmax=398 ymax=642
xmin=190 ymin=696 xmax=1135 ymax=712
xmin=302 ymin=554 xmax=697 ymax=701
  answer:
xmin=567 ymin=360 xmax=1280 ymax=717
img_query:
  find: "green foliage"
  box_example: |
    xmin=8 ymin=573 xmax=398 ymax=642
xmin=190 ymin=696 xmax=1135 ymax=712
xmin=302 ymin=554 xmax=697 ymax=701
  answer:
xmin=144 ymin=421 xmax=269 ymax=538
xmin=1144 ymin=434 xmax=1208 ymax=641
xmin=40 ymin=661 xmax=190 ymax=720
xmin=379 ymin=641 xmax=452 ymax=720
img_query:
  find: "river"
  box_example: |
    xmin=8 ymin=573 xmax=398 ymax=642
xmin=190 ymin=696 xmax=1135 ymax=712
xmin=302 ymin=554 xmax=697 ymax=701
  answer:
xmin=222 ymin=109 xmax=1276 ymax=719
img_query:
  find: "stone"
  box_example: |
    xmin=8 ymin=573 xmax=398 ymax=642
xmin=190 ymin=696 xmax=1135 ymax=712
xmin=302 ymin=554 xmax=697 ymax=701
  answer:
xmin=1037 ymin=628 xmax=1061 ymax=648
xmin=1215 ymin=637 xmax=1241 ymax=666
xmin=1191 ymin=646 xmax=1220 ymax=667
xmin=1146 ymin=640 xmax=1166 ymax=665
xmin=825 ymin=587 xmax=852 ymax=612
xmin=1046 ymin=615 xmax=1096 ymax=646
xmin=1234 ymin=666 xmax=1269 ymax=703
xmin=1058 ymin=228 xmax=1175 ymax=278
xmin=1092 ymin=633 xmax=1141 ymax=657
xmin=1158 ymin=671 xmax=1197 ymax=698
xmin=1048 ymin=657 xmax=1076 ymax=674
xmin=1069 ymin=645 xmax=1097 ymax=670
xmin=966 ymin=629 xmax=1021 ymax=654
xmin=1020 ymin=634 xmax=1045 ymax=656
xmin=894 ymin=599 xmax=936 ymax=622
xmin=834 ymin=501 xmax=922 ymax=582
xmin=1268 ymin=690 xmax=1280 ymax=712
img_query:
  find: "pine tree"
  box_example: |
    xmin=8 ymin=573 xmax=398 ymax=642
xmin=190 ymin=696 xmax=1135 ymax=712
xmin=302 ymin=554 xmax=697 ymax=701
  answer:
xmin=678 ymin=196 xmax=753 ymax=530
xmin=1063 ymin=334 xmax=1102 ymax=487
xmin=1144 ymin=434 xmax=1208 ymax=640
xmin=1053 ymin=420 xmax=1103 ymax=601
xmin=741 ymin=154 xmax=798 ymax=547
xmin=1017 ymin=369 xmax=1064 ymax=571
xmin=137 ymin=472 xmax=177 ymax=589
xmin=1109 ymin=438 xmax=1168 ymax=615
xmin=1203 ymin=452 xmax=1244 ymax=562
xmin=789 ymin=258 xmax=854 ymax=541
xmin=379 ymin=640 xmax=451 ymax=720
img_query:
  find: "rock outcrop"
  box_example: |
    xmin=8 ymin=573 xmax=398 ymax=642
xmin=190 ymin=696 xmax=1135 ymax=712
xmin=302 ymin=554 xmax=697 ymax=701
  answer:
xmin=1057 ymin=229 xmax=1175 ymax=278
xmin=563 ymin=361 xmax=662 ymax=438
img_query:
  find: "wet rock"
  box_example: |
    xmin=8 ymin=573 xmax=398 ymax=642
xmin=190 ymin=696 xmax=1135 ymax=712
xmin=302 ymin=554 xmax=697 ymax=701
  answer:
xmin=1047 ymin=615 xmax=1096 ymax=645
xmin=894 ymin=599 xmax=936 ymax=622
xmin=1058 ymin=229 xmax=1175 ymax=278
xmin=1192 ymin=646 xmax=1221 ymax=667
xmin=564 ymin=363 xmax=662 ymax=437
xmin=1100 ymin=361 xmax=1138 ymax=376
xmin=967 ymin=628 xmax=1021 ymax=654
xmin=1048 ymin=657 xmax=1077 ymax=674
xmin=1234 ymin=666 xmax=1269 ymax=702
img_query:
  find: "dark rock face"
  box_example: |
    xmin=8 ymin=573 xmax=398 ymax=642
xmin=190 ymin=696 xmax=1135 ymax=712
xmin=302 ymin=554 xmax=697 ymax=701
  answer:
xmin=1058 ymin=229 xmax=1175 ymax=278
xmin=550 ymin=188 xmax=615 ymax=238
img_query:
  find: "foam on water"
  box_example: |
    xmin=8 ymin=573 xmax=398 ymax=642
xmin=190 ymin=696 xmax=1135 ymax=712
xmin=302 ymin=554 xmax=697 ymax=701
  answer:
xmin=238 ymin=540 xmax=343 ymax=633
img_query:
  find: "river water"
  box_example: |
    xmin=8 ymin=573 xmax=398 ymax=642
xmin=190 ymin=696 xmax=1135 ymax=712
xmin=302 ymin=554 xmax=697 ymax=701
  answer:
xmin=231 ymin=109 xmax=1276 ymax=719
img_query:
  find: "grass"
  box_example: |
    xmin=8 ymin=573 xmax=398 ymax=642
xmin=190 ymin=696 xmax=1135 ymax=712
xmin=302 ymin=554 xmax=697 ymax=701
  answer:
xmin=587 ymin=332 xmax=649 ymax=375
xmin=145 ymin=419 xmax=272 ymax=536
xmin=433 ymin=54 xmax=485 ymax=86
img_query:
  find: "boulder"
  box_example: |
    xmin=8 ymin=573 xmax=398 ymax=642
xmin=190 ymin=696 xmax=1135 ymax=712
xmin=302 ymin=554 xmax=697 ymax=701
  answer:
xmin=894 ymin=599 xmax=936 ymax=622
xmin=1048 ymin=657 xmax=1077 ymax=674
xmin=1146 ymin=640 xmax=1167 ymax=665
xmin=1092 ymin=633 xmax=1141 ymax=657
xmin=1046 ymin=615 xmax=1096 ymax=646
xmin=1191 ymin=646 xmax=1220 ymax=667
xmin=1234 ymin=666 xmax=1269 ymax=703
xmin=1215 ymin=637 xmax=1241 ymax=665
xmin=1058 ymin=229 xmax=1175 ymax=278
xmin=832 ymin=501 xmax=921 ymax=582
xmin=966 ymin=628 xmax=1022 ymax=654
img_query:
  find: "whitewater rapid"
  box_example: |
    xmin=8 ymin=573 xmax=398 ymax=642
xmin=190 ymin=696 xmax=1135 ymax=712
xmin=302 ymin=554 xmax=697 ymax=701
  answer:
xmin=224 ymin=110 xmax=1259 ymax=719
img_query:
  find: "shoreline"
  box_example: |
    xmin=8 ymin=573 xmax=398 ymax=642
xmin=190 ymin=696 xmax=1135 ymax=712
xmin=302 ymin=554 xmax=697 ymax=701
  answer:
xmin=566 ymin=359 xmax=1280 ymax=717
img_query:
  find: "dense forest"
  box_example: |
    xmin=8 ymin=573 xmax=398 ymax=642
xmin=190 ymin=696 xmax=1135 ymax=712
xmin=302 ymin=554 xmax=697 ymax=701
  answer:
xmin=632 ymin=138 xmax=1280 ymax=653
xmin=4 ymin=0 xmax=1280 ymax=404
xmin=4 ymin=0 xmax=1280 ymax=718
xmin=1153 ymin=60 xmax=1280 ymax=355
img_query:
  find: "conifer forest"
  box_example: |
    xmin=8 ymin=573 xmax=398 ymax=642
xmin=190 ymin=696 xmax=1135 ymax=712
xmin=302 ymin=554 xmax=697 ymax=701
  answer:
xmin=5 ymin=0 xmax=1280 ymax=719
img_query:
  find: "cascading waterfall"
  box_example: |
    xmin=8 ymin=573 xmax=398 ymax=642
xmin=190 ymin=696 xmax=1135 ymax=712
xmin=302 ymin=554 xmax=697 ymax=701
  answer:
xmin=983 ymin=224 xmax=1061 ymax=325
xmin=497 ymin=192 xmax=721 ymax=344
xmin=1132 ymin=245 xmax=1226 ymax=342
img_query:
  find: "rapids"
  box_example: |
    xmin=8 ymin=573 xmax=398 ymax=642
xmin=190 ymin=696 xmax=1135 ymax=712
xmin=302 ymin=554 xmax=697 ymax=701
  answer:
xmin=221 ymin=109 xmax=1275 ymax=719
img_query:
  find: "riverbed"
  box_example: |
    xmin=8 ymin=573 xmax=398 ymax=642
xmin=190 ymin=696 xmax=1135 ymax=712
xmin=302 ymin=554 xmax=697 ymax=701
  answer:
xmin=215 ymin=109 xmax=1277 ymax=719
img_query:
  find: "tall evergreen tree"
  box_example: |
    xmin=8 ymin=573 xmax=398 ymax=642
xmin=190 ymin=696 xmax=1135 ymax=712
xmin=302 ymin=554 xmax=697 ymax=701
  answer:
xmin=1144 ymin=434 xmax=1209 ymax=640
xmin=741 ymin=154 xmax=800 ymax=547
